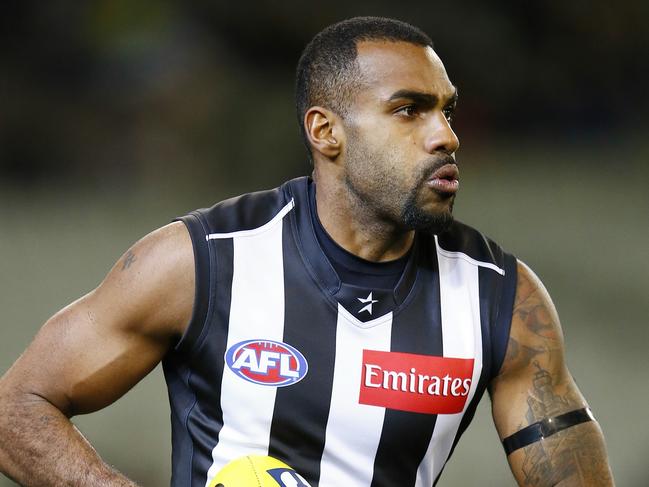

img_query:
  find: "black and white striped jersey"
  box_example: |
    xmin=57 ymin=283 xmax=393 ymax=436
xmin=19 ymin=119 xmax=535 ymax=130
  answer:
xmin=163 ymin=176 xmax=517 ymax=487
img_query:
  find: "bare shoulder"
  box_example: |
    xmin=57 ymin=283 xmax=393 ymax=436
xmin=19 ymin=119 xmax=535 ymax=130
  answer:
xmin=94 ymin=220 xmax=195 ymax=340
xmin=0 ymin=221 xmax=195 ymax=415
xmin=496 ymin=260 xmax=568 ymax=379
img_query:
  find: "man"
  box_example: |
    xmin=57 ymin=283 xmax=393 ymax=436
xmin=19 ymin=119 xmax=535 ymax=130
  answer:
xmin=0 ymin=16 xmax=614 ymax=487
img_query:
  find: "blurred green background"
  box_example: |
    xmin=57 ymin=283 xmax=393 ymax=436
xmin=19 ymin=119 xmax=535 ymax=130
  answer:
xmin=1 ymin=1 xmax=648 ymax=486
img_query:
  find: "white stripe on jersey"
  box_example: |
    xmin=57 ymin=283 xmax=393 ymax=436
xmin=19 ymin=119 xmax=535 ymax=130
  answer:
xmin=204 ymin=215 xmax=286 ymax=487
xmin=435 ymin=239 xmax=505 ymax=275
xmin=415 ymin=237 xmax=484 ymax=486
xmin=317 ymin=305 xmax=393 ymax=487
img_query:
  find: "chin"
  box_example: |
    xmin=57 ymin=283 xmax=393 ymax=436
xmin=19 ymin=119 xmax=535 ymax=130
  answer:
xmin=399 ymin=189 xmax=455 ymax=233
xmin=401 ymin=207 xmax=454 ymax=234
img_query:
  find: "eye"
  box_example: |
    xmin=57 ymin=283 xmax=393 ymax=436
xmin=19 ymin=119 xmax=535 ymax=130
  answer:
xmin=395 ymin=105 xmax=419 ymax=118
xmin=442 ymin=106 xmax=455 ymax=123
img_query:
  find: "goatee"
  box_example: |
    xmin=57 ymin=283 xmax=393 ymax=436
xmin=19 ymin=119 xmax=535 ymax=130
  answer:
xmin=401 ymin=195 xmax=455 ymax=234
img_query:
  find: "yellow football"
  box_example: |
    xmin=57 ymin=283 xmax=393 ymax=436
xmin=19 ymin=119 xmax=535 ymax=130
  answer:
xmin=208 ymin=455 xmax=311 ymax=487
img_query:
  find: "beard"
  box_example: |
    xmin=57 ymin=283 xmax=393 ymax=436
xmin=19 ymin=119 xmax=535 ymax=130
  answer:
xmin=400 ymin=188 xmax=455 ymax=234
xmin=343 ymin=129 xmax=456 ymax=235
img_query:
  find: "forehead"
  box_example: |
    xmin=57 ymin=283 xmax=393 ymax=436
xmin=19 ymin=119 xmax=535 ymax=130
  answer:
xmin=354 ymin=41 xmax=455 ymax=103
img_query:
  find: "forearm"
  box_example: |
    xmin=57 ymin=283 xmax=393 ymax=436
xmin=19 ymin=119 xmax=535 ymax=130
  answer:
xmin=508 ymin=422 xmax=614 ymax=487
xmin=0 ymin=393 xmax=139 ymax=487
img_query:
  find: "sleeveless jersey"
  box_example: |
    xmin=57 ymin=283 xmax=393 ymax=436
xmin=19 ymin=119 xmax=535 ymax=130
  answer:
xmin=162 ymin=176 xmax=517 ymax=487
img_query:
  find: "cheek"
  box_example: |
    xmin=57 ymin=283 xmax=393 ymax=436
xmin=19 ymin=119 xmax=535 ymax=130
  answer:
xmin=345 ymin=123 xmax=418 ymax=187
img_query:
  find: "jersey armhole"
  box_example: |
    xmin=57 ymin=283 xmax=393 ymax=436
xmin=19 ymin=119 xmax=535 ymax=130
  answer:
xmin=490 ymin=253 xmax=518 ymax=378
xmin=172 ymin=211 xmax=212 ymax=355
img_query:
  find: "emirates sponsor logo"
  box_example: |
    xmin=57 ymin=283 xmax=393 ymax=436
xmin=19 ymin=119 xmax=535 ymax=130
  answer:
xmin=359 ymin=350 xmax=474 ymax=414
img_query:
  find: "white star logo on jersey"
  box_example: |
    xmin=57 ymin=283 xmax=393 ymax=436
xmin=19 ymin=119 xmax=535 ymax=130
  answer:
xmin=357 ymin=292 xmax=379 ymax=315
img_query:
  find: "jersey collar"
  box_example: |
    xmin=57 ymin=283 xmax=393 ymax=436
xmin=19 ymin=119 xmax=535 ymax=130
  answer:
xmin=284 ymin=176 xmax=421 ymax=310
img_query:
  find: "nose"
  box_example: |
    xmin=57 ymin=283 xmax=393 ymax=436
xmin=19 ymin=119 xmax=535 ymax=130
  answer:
xmin=423 ymin=111 xmax=460 ymax=155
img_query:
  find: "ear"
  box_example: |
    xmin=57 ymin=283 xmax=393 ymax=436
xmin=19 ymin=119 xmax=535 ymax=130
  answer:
xmin=304 ymin=106 xmax=343 ymax=159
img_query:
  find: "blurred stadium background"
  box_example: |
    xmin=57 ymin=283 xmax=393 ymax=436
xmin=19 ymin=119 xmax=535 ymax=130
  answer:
xmin=1 ymin=1 xmax=648 ymax=485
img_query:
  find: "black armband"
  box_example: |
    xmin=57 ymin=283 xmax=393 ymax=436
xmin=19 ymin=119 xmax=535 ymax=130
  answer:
xmin=502 ymin=407 xmax=595 ymax=455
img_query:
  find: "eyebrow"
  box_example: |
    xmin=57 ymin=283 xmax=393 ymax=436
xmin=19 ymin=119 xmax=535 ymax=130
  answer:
xmin=386 ymin=87 xmax=458 ymax=107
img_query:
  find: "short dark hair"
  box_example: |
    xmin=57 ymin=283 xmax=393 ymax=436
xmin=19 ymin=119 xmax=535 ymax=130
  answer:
xmin=295 ymin=17 xmax=433 ymax=160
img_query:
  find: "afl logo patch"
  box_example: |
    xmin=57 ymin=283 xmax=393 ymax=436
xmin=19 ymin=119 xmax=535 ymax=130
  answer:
xmin=225 ymin=339 xmax=308 ymax=387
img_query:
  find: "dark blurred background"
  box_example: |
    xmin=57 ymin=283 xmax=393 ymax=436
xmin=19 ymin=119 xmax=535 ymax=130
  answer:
xmin=1 ymin=1 xmax=648 ymax=485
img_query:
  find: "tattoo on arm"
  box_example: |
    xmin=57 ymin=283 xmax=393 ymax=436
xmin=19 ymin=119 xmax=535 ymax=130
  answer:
xmin=520 ymin=361 xmax=578 ymax=485
xmin=121 ymin=250 xmax=137 ymax=271
xmin=503 ymin=337 xmax=544 ymax=371
xmin=506 ymin=266 xmax=613 ymax=486
xmin=519 ymin=361 xmax=609 ymax=486
xmin=496 ymin=269 xmax=558 ymax=380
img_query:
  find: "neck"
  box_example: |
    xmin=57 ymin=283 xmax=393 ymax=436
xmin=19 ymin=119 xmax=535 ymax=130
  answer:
xmin=313 ymin=169 xmax=414 ymax=262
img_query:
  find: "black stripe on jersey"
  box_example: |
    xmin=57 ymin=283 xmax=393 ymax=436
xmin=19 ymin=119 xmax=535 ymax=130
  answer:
xmin=186 ymin=237 xmax=234 ymax=486
xmin=203 ymin=187 xmax=289 ymax=234
xmin=371 ymin=239 xmax=443 ymax=487
xmin=165 ymin=211 xmax=218 ymax=486
xmin=491 ymin=254 xmax=517 ymax=377
xmin=172 ymin=212 xmax=212 ymax=354
xmin=268 ymin=221 xmax=338 ymax=486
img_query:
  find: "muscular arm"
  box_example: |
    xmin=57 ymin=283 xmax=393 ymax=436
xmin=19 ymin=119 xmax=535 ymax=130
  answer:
xmin=0 ymin=222 xmax=194 ymax=486
xmin=490 ymin=260 xmax=614 ymax=487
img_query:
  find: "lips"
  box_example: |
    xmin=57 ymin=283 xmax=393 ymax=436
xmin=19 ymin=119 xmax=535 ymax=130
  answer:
xmin=426 ymin=163 xmax=460 ymax=194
